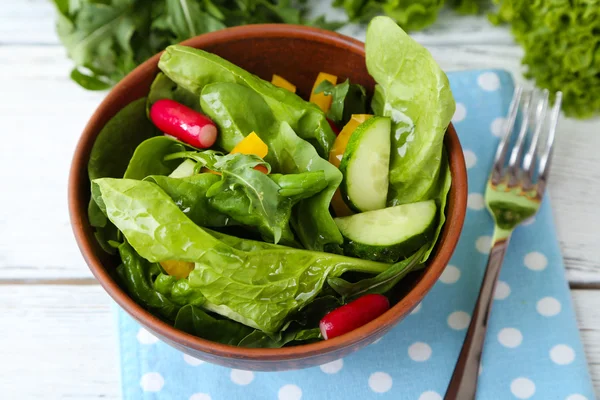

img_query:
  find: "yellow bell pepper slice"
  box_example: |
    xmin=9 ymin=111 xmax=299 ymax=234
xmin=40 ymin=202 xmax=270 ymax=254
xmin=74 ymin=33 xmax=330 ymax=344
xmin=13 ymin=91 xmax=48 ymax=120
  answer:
xmin=310 ymin=72 xmax=338 ymax=113
xmin=328 ymin=114 xmax=373 ymax=168
xmin=271 ymin=74 xmax=297 ymax=93
xmin=329 ymin=114 xmax=373 ymax=218
xmin=159 ymin=260 xmax=195 ymax=279
xmin=230 ymin=132 xmax=268 ymax=159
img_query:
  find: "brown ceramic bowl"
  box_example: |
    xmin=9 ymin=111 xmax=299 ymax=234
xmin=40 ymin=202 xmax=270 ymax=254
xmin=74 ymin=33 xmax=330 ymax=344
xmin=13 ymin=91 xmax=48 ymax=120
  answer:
xmin=69 ymin=24 xmax=467 ymax=371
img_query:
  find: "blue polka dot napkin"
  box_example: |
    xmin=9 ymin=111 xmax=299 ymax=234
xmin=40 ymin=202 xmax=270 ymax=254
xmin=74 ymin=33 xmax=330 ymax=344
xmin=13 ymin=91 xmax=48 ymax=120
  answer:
xmin=115 ymin=69 xmax=595 ymax=400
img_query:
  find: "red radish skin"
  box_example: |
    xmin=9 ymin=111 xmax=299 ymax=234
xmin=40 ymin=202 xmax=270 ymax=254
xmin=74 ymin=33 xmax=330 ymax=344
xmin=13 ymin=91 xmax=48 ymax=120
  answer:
xmin=327 ymin=118 xmax=340 ymax=135
xmin=319 ymin=294 xmax=390 ymax=340
xmin=150 ymin=99 xmax=217 ymax=148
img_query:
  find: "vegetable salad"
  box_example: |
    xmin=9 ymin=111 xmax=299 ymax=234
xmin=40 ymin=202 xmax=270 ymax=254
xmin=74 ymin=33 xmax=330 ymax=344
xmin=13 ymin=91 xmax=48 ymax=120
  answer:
xmin=88 ymin=17 xmax=455 ymax=347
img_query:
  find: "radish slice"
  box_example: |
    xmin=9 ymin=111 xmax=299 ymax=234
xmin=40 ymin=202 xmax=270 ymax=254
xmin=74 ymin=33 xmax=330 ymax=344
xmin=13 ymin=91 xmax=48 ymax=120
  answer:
xmin=150 ymin=99 xmax=217 ymax=148
xmin=319 ymin=294 xmax=390 ymax=340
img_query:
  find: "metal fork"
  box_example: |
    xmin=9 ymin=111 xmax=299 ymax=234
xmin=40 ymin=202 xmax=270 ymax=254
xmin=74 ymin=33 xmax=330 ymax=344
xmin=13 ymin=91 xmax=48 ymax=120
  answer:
xmin=444 ymin=86 xmax=563 ymax=400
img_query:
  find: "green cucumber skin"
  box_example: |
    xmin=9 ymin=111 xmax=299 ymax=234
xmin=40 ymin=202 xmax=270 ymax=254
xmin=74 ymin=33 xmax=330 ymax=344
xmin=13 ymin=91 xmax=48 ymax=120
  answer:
xmin=339 ymin=117 xmax=391 ymax=213
xmin=341 ymin=219 xmax=436 ymax=263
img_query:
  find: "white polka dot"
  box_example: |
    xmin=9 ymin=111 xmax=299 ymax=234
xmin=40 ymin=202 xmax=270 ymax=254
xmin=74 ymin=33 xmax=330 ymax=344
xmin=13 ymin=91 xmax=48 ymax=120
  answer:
xmin=368 ymin=372 xmax=393 ymax=393
xmin=491 ymin=117 xmax=507 ymax=137
xmin=183 ymin=354 xmax=205 ymax=366
xmin=536 ymin=297 xmax=561 ymax=317
xmin=440 ymin=265 xmax=461 ymax=284
xmin=522 ymin=217 xmax=535 ymax=226
xmin=467 ymin=193 xmax=485 ymax=210
xmin=494 ymin=281 xmax=511 ymax=300
xmin=525 ymin=252 xmax=547 ymax=271
xmin=278 ymin=384 xmax=302 ymax=400
xmin=189 ymin=394 xmax=212 ymax=400
xmin=511 ymin=377 xmax=535 ymax=399
xmin=476 ymin=236 xmax=492 ymax=254
xmin=478 ymin=72 xmax=500 ymax=91
xmin=418 ymin=391 xmax=442 ymax=400
xmin=410 ymin=302 xmax=422 ymax=314
xmin=452 ymin=103 xmax=467 ymax=123
xmin=320 ymin=359 xmax=343 ymax=374
xmin=136 ymin=328 xmax=159 ymax=345
xmin=550 ymin=344 xmax=575 ymax=365
xmin=230 ymin=369 xmax=254 ymax=385
xmin=372 ymin=337 xmax=383 ymax=345
xmin=463 ymin=149 xmax=477 ymax=169
xmin=498 ymin=328 xmax=522 ymax=348
xmin=140 ymin=372 xmax=164 ymax=392
xmin=408 ymin=342 xmax=432 ymax=362
xmin=448 ymin=311 xmax=470 ymax=330
xmin=566 ymin=394 xmax=588 ymax=400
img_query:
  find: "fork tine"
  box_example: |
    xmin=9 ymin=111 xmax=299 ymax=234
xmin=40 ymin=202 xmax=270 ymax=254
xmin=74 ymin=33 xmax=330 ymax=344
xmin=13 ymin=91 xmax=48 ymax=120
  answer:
xmin=522 ymin=89 xmax=550 ymax=189
xmin=507 ymin=90 xmax=533 ymax=186
xmin=536 ymin=91 xmax=563 ymax=196
xmin=491 ymin=85 xmax=523 ymax=184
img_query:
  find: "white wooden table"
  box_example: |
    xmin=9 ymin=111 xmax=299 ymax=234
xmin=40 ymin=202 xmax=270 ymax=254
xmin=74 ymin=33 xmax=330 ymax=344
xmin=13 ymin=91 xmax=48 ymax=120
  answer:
xmin=1 ymin=2 xmax=599 ymax=398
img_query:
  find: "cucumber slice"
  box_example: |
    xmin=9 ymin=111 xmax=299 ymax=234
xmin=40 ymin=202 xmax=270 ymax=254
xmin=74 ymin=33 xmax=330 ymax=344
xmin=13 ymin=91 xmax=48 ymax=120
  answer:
xmin=339 ymin=117 xmax=391 ymax=212
xmin=334 ymin=200 xmax=437 ymax=262
xmin=169 ymin=159 xmax=196 ymax=178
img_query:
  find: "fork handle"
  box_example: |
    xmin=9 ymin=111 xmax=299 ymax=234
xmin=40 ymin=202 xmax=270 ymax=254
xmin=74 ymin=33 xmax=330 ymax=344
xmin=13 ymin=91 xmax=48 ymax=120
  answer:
xmin=444 ymin=235 xmax=511 ymax=400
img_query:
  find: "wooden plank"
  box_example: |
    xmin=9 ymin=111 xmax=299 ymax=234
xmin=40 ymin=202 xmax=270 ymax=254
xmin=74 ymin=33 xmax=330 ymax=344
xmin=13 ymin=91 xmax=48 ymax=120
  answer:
xmin=0 ymin=285 xmax=120 ymax=400
xmin=1 ymin=285 xmax=598 ymax=398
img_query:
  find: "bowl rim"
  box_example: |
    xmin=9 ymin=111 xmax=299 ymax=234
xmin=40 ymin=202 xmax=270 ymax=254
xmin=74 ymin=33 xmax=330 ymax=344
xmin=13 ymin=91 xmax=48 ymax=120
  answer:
xmin=69 ymin=23 xmax=467 ymax=361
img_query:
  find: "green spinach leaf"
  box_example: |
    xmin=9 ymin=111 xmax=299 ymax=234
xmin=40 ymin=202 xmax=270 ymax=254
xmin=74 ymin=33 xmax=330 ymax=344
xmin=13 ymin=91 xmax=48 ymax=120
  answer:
xmin=365 ymin=16 xmax=455 ymax=205
xmin=421 ymin=149 xmax=452 ymax=262
xmin=314 ymin=79 xmax=368 ymax=126
xmin=154 ymin=274 xmax=206 ymax=306
xmin=87 ymin=97 xmax=158 ymax=254
xmin=174 ymin=305 xmax=254 ymax=346
xmin=88 ymin=97 xmax=159 ymax=181
xmin=327 ymin=246 xmax=425 ymax=301
xmin=94 ymin=178 xmax=391 ymax=332
xmin=116 ymin=241 xmax=179 ymax=320
xmin=200 ymin=82 xmax=344 ymax=252
xmin=159 ymin=45 xmax=336 ymax=157
xmin=238 ymin=328 xmax=321 ymax=348
xmin=123 ymin=136 xmax=188 ymax=180
xmin=147 ymin=72 xmax=200 ymax=113
xmin=145 ymin=173 xmax=234 ymax=228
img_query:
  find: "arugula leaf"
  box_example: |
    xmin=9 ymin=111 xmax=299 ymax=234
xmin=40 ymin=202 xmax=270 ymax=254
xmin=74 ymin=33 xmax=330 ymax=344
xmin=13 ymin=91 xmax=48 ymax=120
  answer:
xmin=116 ymin=241 xmax=180 ymax=320
xmin=327 ymin=246 xmax=425 ymax=300
xmin=206 ymin=153 xmax=294 ymax=244
xmin=200 ymin=82 xmax=344 ymax=252
xmin=52 ymin=0 xmax=319 ymax=89
xmin=94 ymin=178 xmax=391 ymax=332
xmin=145 ymin=174 xmax=235 ymax=228
xmin=314 ymin=79 xmax=367 ymax=126
xmin=174 ymin=305 xmax=254 ymax=345
xmin=159 ymin=45 xmax=336 ymax=157
xmin=165 ymin=0 xmax=226 ymax=41
xmin=366 ymin=16 xmax=455 ymax=205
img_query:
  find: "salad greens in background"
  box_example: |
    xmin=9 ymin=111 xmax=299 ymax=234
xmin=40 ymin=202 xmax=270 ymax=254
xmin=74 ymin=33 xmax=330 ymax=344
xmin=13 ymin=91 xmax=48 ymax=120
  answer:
xmin=52 ymin=0 xmax=598 ymax=119
xmin=86 ymin=16 xmax=456 ymax=347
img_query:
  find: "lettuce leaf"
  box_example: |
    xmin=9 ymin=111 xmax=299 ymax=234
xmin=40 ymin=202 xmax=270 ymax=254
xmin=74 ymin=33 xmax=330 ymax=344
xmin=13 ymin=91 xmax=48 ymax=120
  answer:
xmin=365 ymin=16 xmax=455 ymax=206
